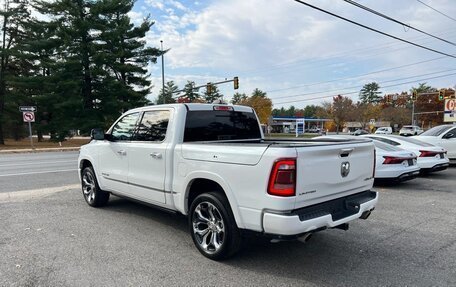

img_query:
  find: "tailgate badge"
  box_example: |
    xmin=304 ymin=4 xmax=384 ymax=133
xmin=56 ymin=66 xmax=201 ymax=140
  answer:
xmin=341 ymin=162 xmax=350 ymax=177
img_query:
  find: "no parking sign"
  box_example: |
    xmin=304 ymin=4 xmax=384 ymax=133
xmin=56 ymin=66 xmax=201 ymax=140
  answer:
xmin=23 ymin=111 xmax=35 ymax=122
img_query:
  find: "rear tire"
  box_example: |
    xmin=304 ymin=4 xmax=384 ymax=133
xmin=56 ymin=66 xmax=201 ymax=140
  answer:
xmin=189 ymin=192 xmax=242 ymax=260
xmin=81 ymin=167 xmax=110 ymax=207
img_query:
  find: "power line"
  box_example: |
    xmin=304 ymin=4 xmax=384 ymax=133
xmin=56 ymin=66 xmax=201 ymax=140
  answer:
xmin=266 ymin=55 xmax=448 ymax=93
xmin=238 ymin=28 xmax=456 ymax=76
xmin=343 ymin=0 xmax=456 ymax=46
xmin=416 ymin=0 xmax=456 ymax=22
xmin=292 ymin=0 xmax=456 ymax=59
xmin=272 ymin=68 xmax=456 ymax=101
xmin=273 ymin=71 xmax=456 ymax=105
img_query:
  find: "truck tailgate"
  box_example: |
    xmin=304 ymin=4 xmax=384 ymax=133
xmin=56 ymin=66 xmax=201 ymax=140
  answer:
xmin=294 ymin=141 xmax=374 ymax=209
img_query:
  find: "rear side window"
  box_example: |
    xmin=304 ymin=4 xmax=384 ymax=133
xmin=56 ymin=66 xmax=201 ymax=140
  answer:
xmin=111 ymin=113 xmax=140 ymax=141
xmin=133 ymin=110 xmax=170 ymax=142
xmin=184 ymin=110 xmax=261 ymax=142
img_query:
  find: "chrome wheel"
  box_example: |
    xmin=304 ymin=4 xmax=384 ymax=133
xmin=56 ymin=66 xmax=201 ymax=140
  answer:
xmin=192 ymin=201 xmax=225 ymax=254
xmin=82 ymin=171 xmax=96 ymax=204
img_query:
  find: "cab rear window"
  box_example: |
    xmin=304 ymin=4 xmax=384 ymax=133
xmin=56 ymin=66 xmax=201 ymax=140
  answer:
xmin=184 ymin=110 xmax=261 ymax=142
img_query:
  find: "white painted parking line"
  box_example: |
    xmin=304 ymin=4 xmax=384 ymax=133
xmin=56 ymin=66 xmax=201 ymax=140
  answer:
xmin=0 ymin=184 xmax=80 ymax=202
xmin=0 ymin=169 xmax=78 ymax=177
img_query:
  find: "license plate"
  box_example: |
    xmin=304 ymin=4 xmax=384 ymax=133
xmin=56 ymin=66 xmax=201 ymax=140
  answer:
xmin=408 ymin=159 xmax=414 ymax=166
xmin=440 ymin=153 xmax=444 ymax=159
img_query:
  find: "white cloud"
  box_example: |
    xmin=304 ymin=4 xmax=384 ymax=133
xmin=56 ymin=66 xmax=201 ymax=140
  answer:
xmin=128 ymin=11 xmax=145 ymax=26
xmin=142 ymin=0 xmax=456 ymax=108
xmin=145 ymin=0 xmax=165 ymax=11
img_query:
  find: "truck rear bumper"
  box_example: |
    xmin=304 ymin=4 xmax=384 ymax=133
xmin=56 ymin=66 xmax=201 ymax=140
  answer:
xmin=262 ymin=190 xmax=378 ymax=236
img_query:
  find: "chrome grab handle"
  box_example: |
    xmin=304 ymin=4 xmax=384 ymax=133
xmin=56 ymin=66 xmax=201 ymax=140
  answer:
xmin=117 ymin=150 xmax=127 ymax=156
xmin=150 ymin=152 xmax=162 ymax=159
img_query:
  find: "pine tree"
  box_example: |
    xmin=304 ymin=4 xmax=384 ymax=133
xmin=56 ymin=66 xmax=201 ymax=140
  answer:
xmin=11 ymin=10 xmax=60 ymax=141
xmin=231 ymin=92 xmax=247 ymax=104
xmin=359 ymin=82 xmax=382 ymax=104
xmin=33 ymin=0 xmax=99 ymax=139
xmin=0 ymin=0 xmax=31 ymax=144
xmin=93 ymin=0 xmax=160 ymax=117
xmin=251 ymin=88 xmax=266 ymax=98
xmin=183 ymin=81 xmax=200 ymax=102
xmin=156 ymin=81 xmax=177 ymax=104
xmin=204 ymin=83 xmax=222 ymax=103
xmin=33 ymin=0 xmax=161 ymax=138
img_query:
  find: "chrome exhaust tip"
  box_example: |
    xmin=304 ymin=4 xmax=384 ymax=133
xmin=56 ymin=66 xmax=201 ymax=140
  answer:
xmin=297 ymin=233 xmax=312 ymax=243
xmin=360 ymin=210 xmax=371 ymax=220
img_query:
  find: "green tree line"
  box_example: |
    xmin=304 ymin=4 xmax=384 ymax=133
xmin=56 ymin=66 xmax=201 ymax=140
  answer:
xmin=0 ymin=0 xmax=161 ymax=144
xmin=157 ymin=80 xmax=224 ymax=104
xmin=272 ymin=82 xmax=446 ymax=132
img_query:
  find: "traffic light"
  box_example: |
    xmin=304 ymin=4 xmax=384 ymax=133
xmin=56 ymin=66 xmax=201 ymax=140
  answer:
xmin=412 ymin=91 xmax=417 ymax=101
xmin=233 ymin=77 xmax=239 ymax=90
xmin=438 ymin=89 xmax=445 ymax=101
xmin=206 ymin=83 xmax=212 ymax=94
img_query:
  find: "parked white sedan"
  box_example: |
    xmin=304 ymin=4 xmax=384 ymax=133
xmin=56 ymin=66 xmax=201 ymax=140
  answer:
xmin=413 ymin=124 xmax=456 ymax=163
xmin=362 ymin=135 xmax=449 ymax=173
xmin=314 ymin=135 xmax=420 ymax=181
xmin=399 ymin=125 xmax=423 ymax=136
xmin=375 ymin=127 xmax=392 ymax=134
xmin=372 ymin=140 xmax=420 ymax=182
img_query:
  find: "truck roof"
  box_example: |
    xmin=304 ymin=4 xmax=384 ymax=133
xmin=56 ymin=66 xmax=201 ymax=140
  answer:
xmin=127 ymin=103 xmax=254 ymax=114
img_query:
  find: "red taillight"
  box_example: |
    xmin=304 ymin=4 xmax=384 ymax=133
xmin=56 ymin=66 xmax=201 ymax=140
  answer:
xmin=268 ymin=158 xmax=296 ymax=197
xmin=419 ymin=150 xmax=440 ymax=157
xmin=382 ymin=156 xmax=415 ymax=164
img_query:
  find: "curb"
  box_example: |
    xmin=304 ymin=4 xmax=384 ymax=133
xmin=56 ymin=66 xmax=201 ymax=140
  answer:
xmin=0 ymin=147 xmax=80 ymax=154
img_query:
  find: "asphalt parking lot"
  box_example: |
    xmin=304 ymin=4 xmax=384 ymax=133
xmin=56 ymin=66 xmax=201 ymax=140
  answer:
xmin=1 ymin=165 xmax=455 ymax=286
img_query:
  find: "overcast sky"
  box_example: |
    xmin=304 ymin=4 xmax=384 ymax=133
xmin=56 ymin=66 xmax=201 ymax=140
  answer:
xmin=130 ymin=0 xmax=456 ymax=108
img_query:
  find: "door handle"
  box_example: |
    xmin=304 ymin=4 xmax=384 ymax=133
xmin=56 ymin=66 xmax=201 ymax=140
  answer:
xmin=117 ymin=150 xmax=127 ymax=156
xmin=150 ymin=152 xmax=162 ymax=159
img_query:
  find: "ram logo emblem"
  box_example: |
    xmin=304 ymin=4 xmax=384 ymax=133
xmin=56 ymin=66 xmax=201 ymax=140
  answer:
xmin=341 ymin=162 xmax=350 ymax=177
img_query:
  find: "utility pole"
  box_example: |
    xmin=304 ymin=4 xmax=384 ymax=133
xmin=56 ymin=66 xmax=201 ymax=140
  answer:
xmin=411 ymin=100 xmax=415 ymax=125
xmin=161 ymin=40 xmax=165 ymax=104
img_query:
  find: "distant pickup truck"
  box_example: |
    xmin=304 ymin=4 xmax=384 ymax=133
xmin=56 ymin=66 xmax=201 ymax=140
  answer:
xmin=78 ymin=103 xmax=378 ymax=260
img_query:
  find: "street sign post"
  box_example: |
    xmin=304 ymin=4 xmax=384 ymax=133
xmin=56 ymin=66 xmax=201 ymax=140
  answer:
xmin=21 ymin=109 xmax=36 ymax=148
xmin=444 ymin=99 xmax=456 ymax=122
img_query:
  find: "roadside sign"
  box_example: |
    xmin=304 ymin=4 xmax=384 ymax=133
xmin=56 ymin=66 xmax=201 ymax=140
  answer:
xmin=19 ymin=106 xmax=37 ymax=112
xmin=23 ymin=112 xmax=35 ymax=122
xmin=444 ymin=99 xmax=456 ymax=122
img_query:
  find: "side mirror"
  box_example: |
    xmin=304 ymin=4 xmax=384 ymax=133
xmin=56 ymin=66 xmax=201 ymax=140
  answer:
xmin=90 ymin=128 xmax=105 ymax=140
xmin=443 ymin=133 xmax=454 ymax=139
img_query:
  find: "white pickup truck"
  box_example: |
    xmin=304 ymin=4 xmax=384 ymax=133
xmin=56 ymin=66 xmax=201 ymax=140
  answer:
xmin=78 ymin=103 xmax=378 ymax=260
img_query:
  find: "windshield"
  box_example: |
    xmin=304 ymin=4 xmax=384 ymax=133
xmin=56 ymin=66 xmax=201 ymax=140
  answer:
xmin=402 ymin=126 xmax=413 ymax=130
xmin=420 ymin=125 xmax=452 ymax=136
